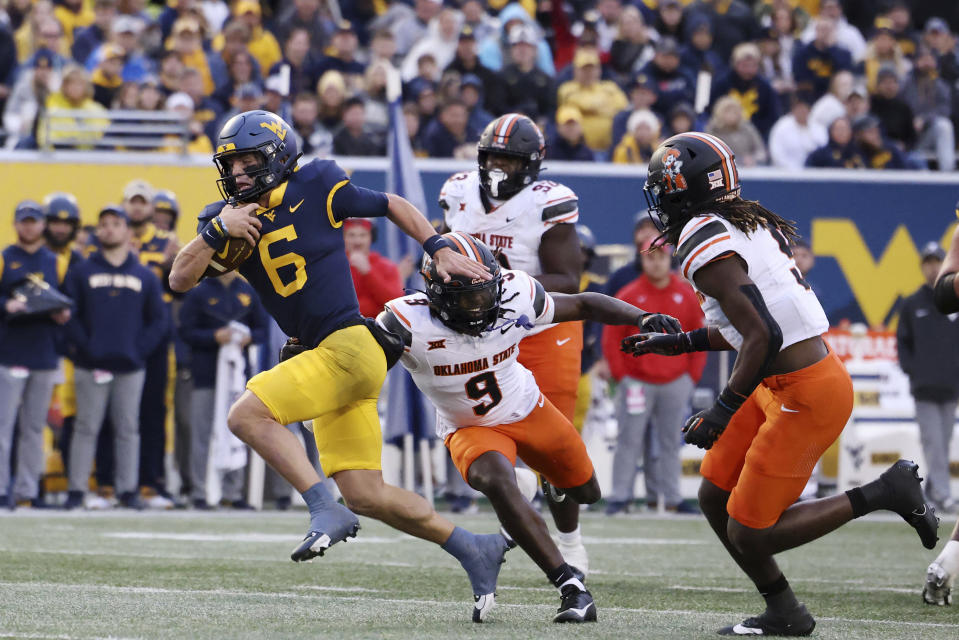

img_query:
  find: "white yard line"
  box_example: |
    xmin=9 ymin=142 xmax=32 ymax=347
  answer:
xmin=1 ymin=581 xmax=957 ymax=631
xmin=102 ymin=532 xmax=411 ymax=544
xmin=0 ymin=633 xmax=138 ymax=640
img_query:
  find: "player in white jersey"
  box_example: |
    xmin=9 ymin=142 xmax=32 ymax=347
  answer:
xmin=922 ymin=199 xmax=959 ymax=606
xmin=377 ymin=232 xmax=681 ymax=624
xmin=623 ymin=132 xmax=940 ymax=636
xmin=440 ymin=113 xmax=590 ymax=574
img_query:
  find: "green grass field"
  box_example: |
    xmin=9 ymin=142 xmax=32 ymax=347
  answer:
xmin=0 ymin=508 xmax=956 ymax=640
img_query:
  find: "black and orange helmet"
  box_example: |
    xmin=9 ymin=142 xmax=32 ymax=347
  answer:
xmin=477 ymin=113 xmax=545 ymax=200
xmin=643 ymin=132 xmax=741 ymax=232
xmin=422 ymin=232 xmax=503 ymax=336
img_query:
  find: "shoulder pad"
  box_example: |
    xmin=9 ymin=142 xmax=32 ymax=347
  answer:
xmin=439 ymin=172 xmax=473 ymax=208
xmin=533 ymin=182 xmax=578 ymax=221
xmin=531 ymin=279 xmax=548 ymax=317
xmin=377 ymin=306 xmax=413 ymax=348
xmin=309 ymin=158 xmax=350 ymax=188
xmin=541 ymin=198 xmax=578 ymax=222
xmin=675 ymin=215 xmax=735 ymax=279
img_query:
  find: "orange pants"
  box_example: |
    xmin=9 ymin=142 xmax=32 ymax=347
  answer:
xmin=445 ymin=394 xmax=594 ymax=490
xmin=700 ymin=349 xmax=853 ymax=529
xmin=517 ymin=322 xmax=583 ymax=421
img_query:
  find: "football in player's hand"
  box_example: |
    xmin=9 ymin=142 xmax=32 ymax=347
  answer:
xmin=204 ymin=236 xmax=254 ymax=278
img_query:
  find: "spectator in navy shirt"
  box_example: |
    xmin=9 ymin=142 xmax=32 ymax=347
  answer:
xmin=805 ymin=115 xmax=865 ymax=168
xmin=548 ymin=106 xmax=596 ymax=161
xmin=792 ymin=18 xmax=853 ymax=101
xmin=460 ymin=74 xmax=494 ymax=132
xmin=313 ymin=21 xmax=366 ymax=87
xmin=680 ymin=13 xmax=727 ymax=77
xmin=72 ymin=0 xmax=117 ymax=68
xmin=0 ymin=201 xmax=71 ymax=509
xmin=179 ymin=270 xmax=268 ymax=510
xmin=422 ymin=99 xmax=478 ymax=158
xmin=710 ymin=42 xmax=781 ymax=138
xmin=62 ymin=206 xmax=167 ymax=511
xmin=641 ymin=37 xmax=695 ymax=119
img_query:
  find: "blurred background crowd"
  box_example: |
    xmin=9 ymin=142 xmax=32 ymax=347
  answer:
xmin=1 ymin=0 xmax=959 ymax=169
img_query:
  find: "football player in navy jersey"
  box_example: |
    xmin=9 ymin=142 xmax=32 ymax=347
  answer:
xmin=169 ymin=110 xmax=509 ymax=622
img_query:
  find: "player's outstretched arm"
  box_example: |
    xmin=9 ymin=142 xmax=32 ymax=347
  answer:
xmin=169 ymin=202 xmax=261 ymax=292
xmin=384 ymin=194 xmax=490 ymax=282
xmin=934 ymin=224 xmax=959 ymax=313
xmin=551 ymin=291 xmax=681 ymax=332
xmin=622 ymin=325 xmax=735 ymax=357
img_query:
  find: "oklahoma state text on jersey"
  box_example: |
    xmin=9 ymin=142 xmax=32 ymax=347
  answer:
xmin=377 ymin=269 xmax=554 ymax=438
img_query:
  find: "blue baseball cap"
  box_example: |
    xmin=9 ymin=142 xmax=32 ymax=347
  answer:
xmin=152 ymin=190 xmax=179 ymax=215
xmin=98 ymin=204 xmax=129 ymax=223
xmin=14 ymin=200 xmax=45 ymax=222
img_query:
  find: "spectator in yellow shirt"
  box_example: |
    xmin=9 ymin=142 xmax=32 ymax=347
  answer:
xmin=169 ymin=17 xmax=227 ymax=97
xmin=557 ymin=48 xmax=628 ymax=151
xmin=213 ymin=1 xmax=281 ymax=77
xmin=38 ymin=64 xmax=108 ymax=150
xmin=53 ymin=0 xmax=94 ymax=49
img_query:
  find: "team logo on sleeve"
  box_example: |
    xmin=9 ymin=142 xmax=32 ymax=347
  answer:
xmin=662 ymin=149 xmax=688 ymax=193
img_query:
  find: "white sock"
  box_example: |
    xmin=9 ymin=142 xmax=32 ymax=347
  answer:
xmin=557 ymin=526 xmax=581 ymax=546
xmin=935 ymin=540 xmax=959 ymax=579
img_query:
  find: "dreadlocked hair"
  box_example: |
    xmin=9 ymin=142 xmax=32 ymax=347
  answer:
xmin=660 ymin=196 xmax=799 ymax=246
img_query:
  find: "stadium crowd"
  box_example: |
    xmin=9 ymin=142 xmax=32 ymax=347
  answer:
xmin=1 ymin=0 xmax=959 ymax=169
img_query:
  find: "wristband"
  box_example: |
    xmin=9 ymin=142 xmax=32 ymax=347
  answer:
xmin=715 ymin=386 xmax=748 ymax=415
xmin=933 ymin=272 xmax=959 ymax=313
xmin=686 ymin=327 xmax=711 ymax=352
xmin=201 ymin=216 xmax=228 ymax=251
xmin=423 ymin=234 xmax=452 ymax=257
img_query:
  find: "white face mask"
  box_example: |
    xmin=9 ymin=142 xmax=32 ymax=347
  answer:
xmin=486 ymin=168 xmax=508 ymax=198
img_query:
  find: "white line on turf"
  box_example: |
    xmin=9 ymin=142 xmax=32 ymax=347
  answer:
xmin=102 ymin=532 xmax=411 ymax=544
xmin=0 ymin=633 xmax=137 ymax=640
xmin=293 ymin=585 xmax=383 ymax=592
xmin=2 ymin=582 xmax=957 ymax=630
xmin=670 ymin=585 xmax=750 ymax=593
xmin=580 ymin=536 xmax=706 ymax=545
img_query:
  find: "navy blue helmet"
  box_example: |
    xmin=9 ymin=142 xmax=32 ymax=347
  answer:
xmin=213 ymin=110 xmax=300 ymax=203
xmin=43 ymin=192 xmax=80 ymax=223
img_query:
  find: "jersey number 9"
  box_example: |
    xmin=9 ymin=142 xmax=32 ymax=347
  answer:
xmin=465 ymin=371 xmax=502 ymax=416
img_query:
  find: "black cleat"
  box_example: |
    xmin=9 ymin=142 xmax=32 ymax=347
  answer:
xmin=553 ymin=585 xmax=597 ymax=623
xmin=879 ymin=460 xmax=940 ymax=550
xmin=718 ymin=604 xmax=815 ymax=636
xmin=291 ymin=521 xmax=360 ymax=562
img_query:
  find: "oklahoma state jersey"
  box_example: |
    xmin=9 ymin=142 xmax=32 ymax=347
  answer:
xmin=440 ymin=171 xmax=578 ymax=276
xmin=377 ymin=269 xmax=555 ymax=438
xmin=676 ymin=214 xmax=828 ymax=351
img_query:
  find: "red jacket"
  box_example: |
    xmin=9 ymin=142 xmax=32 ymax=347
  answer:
xmin=602 ymin=273 xmax=707 ymax=385
xmin=350 ymin=251 xmax=404 ymax=318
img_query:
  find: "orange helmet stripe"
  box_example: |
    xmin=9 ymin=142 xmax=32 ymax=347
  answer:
xmin=679 ymin=132 xmax=737 ymax=191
